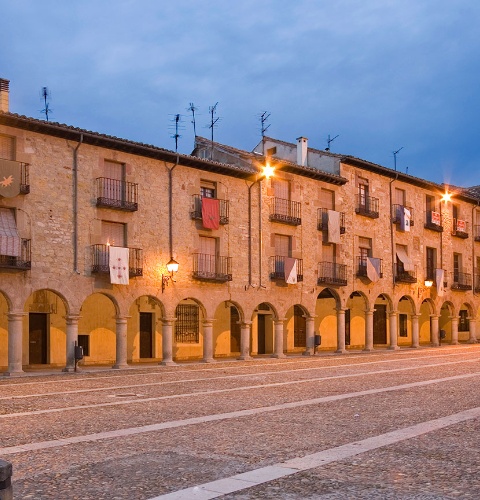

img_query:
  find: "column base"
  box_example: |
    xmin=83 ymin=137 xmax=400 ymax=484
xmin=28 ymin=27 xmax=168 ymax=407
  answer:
xmin=468 ymin=338 xmax=478 ymax=344
xmin=302 ymin=350 xmax=314 ymax=356
xmin=237 ymin=355 xmax=252 ymax=361
xmin=62 ymin=366 xmax=78 ymax=373
xmin=450 ymin=341 xmax=459 ymax=345
xmin=202 ymin=358 xmax=216 ymax=363
xmin=388 ymin=346 xmax=400 ymax=350
xmin=159 ymin=360 xmax=177 ymax=366
xmin=431 ymin=342 xmax=440 ymax=347
xmin=334 ymin=349 xmax=347 ymax=354
xmin=3 ymin=369 xmax=24 ymax=377
xmin=112 ymin=363 xmax=129 ymax=369
xmin=410 ymin=345 xmax=419 ymax=349
xmin=362 ymin=347 xmax=374 ymax=352
xmin=271 ymin=353 xmax=286 ymax=358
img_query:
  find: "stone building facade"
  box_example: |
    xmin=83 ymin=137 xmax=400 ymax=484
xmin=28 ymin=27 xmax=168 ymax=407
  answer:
xmin=0 ymin=78 xmax=478 ymax=374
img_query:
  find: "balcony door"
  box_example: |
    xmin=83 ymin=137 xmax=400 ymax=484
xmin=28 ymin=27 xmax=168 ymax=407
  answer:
xmin=274 ymin=234 xmax=291 ymax=274
xmin=103 ymin=160 xmax=125 ymax=201
xmin=199 ymin=236 xmax=217 ymax=275
xmin=273 ymin=178 xmax=290 ymax=216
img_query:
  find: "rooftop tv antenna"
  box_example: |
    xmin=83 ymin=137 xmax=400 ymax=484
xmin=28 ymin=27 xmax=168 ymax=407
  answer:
xmin=393 ymin=146 xmax=404 ymax=171
xmin=187 ymin=102 xmax=198 ymax=137
xmin=325 ymin=134 xmax=339 ymax=151
xmin=168 ymin=114 xmax=184 ymax=152
xmin=40 ymin=86 xmax=52 ymax=121
xmin=208 ymin=102 xmax=220 ymax=158
xmin=260 ymin=111 xmax=271 ymax=138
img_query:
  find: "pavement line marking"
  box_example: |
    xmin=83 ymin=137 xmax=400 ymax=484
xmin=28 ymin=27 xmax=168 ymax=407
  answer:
xmin=1 ymin=350 xmax=476 ymax=401
xmin=1 ymin=344 xmax=476 ymax=389
xmin=1 ymin=370 xmax=479 ymax=456
xmin=149 ymin=405 xmax=480 ymax=499
xmin=1 ymin=357 xmax=478 ymax=419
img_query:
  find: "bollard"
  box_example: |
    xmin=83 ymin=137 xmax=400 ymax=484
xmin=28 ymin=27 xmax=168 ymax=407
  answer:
xmin=0 ymin=459 xmax=13 ymax=500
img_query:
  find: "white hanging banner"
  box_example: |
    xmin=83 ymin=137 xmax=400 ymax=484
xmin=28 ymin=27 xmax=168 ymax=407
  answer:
xmin=109 ymin=246 xmax=130 ymax=285
xmin=284 ymin=257 xmax=297 ymax=284
xmin=435 ymin=268 xmax=445 ymax=297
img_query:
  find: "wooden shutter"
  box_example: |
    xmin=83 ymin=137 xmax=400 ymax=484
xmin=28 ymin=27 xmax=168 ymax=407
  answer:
xmin=0 ymin=134 xmax=14 ymax=160
xmin=101 ymin=221 xmax=125 ymax=246
xmin=320 ymin=189 xmax=334 ymax=210
xmin=275 ymin=234 xmax=291 ymax=257
xmin=395 ymin=188 xmax=405 ymax=205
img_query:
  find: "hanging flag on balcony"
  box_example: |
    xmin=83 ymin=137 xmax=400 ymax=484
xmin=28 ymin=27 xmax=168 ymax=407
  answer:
xmin=202 ymin=197 xmax=220 ymax=230
xmin=400 ymin=206 xmax=411 ymax=232
xmin=431 ymin=211 xmax=441 ymax=225
xmin=0 ymin=208 xmax=20 ymax=256
xmin=435 ymin=268 xmax=445 ymax=297
xmin=109 ymin=246 xmax=129 ymax=285
xmin=456 ymin=219 xmax=466 ymax=233
xmin=284 ymin=257 xmax=297 ymax=284
xmin=0 ymin=159 xmax=21 ymax=198
xmin=366 ymin=257 xmax=381 ymax=283
xmin=327 ymin=210 xmax=341 ymax=244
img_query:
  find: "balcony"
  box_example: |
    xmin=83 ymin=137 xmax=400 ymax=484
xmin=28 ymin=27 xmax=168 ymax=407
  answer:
xmin=424 ymin=211 xmax=443 ymax=232
xmin=95 ymin=178 xmax=138 ymax=211
xmin=269 ymin=198 xmax=301 ymax=226
xmin=394 ymin=263 xmax=417 ymax=284
xmin=91 ymin=245 xmax=143 ymax=277
xmin=451 ymin=272 xmax=472 ymax=291
xmin=474 ymin=274 xmax=480 ymax=293
xmin=269 ymin=256 xmax=303 ymax=282
xmin=317 ymin=209 xmax=345 ymax=233
xmin=317 ymin=262 xmax=347 ymax=286
xmin=474 ymin=225 xmax=480 ymax=242
xmin=190 ymin=195 xmax=229 ymax=225
xmin=355 ymin=194 xmax=379 ymax=219
xmin=0 ymin=239 xmax=31 ymax=270
xmin=391 ymin=204 xmax=414 ymax=227
xmin=356 ymin=257 xmax=383 ymax=278
xmin=452 ymin=219 xmax=469 ymax=239
xmin=192 ymin=254 xmax=232 ymax=282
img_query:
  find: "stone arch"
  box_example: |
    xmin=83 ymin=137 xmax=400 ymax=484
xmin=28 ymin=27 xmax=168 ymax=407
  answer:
xmin=346 ymin=291 xmax=368 ymax=349
xmin=439 ymin=300 xmax=455 ymax=344
xmin=397 ymin=295 xmax=416 ymax=347
xmin=458 ymin=301 xmax=474 ymax=342
xmin=283 ymin=303 xmax=311 ymax=353
xmin=212 ymin=300 xmax=246 ymax=358
xmin=172 ymin=297 xmax=207 ymax=362
xmin=315 ymin=288 xmax=340 ymax=350
xmin=419 ymin=298 xmax=435 ymax=345
xmin=372 ymin=293 xmax=392 ymax=346
xmin=251 ymin=302 xmax=277 ymax=356
xmin=0 ymin=291 xmax=12 ymax=368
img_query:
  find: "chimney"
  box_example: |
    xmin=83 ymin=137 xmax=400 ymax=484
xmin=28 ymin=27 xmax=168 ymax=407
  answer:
xmin=296 ymin=136 xmax=308 ymax=166
xmin=0 ymin=79 xmax=9 ymax=113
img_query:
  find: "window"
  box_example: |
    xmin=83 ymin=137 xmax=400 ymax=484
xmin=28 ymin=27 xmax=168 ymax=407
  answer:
xmin=453 ymin=253 xmax=461 ymax=281
xmin=399 ymin=314 xmax=408 ymax=337
xmin=175 ymin=304 xmax=199 ymax=343
xmin=266 ymin=147 xmax=277 ymax=156
xmin=358 ymin=237 xmax=372 ymax=265
xmin=102 ymin=160 xmax=125 ymax=201
xmin=274 ymin=233 xmax=291 ymax=274
xmin=200 ymin=180 xmax=216 ymax=199
xmin=198 ymin=235 xmax=217 ymax=274
xmin=358 ymin=182 xmax=368 ymax=208
xmin=426 ymin=247 xmax=436 ymax=281
xmin=78 ymin=335 xmax=90 ymax=356
xmin=459 ymin=310 xmax=469 ymax=332
xmin=395 ymin=188 xmax=406 ymax=206
xmin=320 ymin=188 xmax=335 ymax=210
xmin=0 ymin=134 xmax=14 ymax=160
xmin=273 ymin=178 xmax=290 ymax=216
xmin=101 ymin=221 xmax=126 ymax=247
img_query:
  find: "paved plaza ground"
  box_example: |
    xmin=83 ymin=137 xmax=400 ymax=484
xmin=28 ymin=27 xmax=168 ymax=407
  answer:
xmin=1 ymin=345 xmax=480 ymax=499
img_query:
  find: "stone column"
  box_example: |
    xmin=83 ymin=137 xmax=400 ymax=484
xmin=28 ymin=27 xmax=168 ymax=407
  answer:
xmin=272 ymin=319 xmax=286 ymax=358
xmin=202 ymin=319 xmax=215 ymax=363
xmin=238 ymin=322 xmax=252 ymax=360
xmin=335 ymin=308 xmax=346 ymax=354
xmin=450 ymin=316 xmax=459 ymax=345
xmin=113 ymin=315 xmax=129 ymax=369
xmin=389 ymin=310 xmax=399 ymax=350
xmin=363 ymin=309 xmax=374 ymax=352
xmin=160 ymin=317 xmax=176 ymax=365
xmin=5 ymin=312 xmax=25 ymax=375
xmin=303 ymin=316 xmax=316 ymax=356
xmin=63 ymin=314 xmax=81 ymax=372
xmin=411 ymin=314 xmax=420 ymax=348
xmin=468 ymin=318 xmax=477 ymax=344
xmin=431 ymin=315 xmax=439 ymax=347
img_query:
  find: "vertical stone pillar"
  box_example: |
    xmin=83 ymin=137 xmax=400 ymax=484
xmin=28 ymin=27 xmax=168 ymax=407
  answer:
xmin=411 ymin=314 xmax=420 ymax=348
xmin=431 ymin=315 xmax=439 ymax=347
xmin=202 ymin=319 xmax=215 ymax=363
xmin=303 ymin=316 xmax=315 ymax=356
xmin=389 ymin=310 xmax=399 ymax=350
xmin=160 ymin=317 xmax=176 ymax=365
xmin=0 ymin=458 xmax=13 ymax=500
xmin=450 ymin=316 xmax=459 ymax=345
xmin=468 ymin=318 xmax=477 ymax=344
xmin=363 ymin=309 xmax=374 ymax=352
xmin=238 ymin=322 xmax=252 ymax=360
xmin=6 ymin=312 xmax=25 ymax=375
xmin=272 ymin=319 xmax=286 ymax=358
xmin=63 ymin=314 xmax=81 ymax=372
xmin=113 ymin=315 xmax=129 ymax=369
xmin=335 ymin=308 xmax=346 ymax=354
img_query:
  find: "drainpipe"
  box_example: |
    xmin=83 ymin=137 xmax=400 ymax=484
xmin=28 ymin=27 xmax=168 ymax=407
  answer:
xmin=389 ymin=173 xmax=399 ymax=287
xmin=71 ymin=134 xmax=83 ymax=274
xmin=473 ymin=201 xmax=479 ymax=295
xmin=167 ymin=156 xmax=179 ymax=260
xmin=258 ymin=178 xmax=263 ymax=288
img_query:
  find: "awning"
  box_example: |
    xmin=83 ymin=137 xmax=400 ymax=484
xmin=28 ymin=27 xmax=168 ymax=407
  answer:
xmin=0 ymin=208 xmax=20 ymax=257
xmin=396 ymin=247 xmax=414 ymax=271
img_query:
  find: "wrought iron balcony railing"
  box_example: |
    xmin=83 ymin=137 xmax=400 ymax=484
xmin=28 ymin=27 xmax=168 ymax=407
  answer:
xmin=95 ymin=177 xmax=138 ymax=211
xmin=317 ymin=209 xmax=346 ymax=233
xmin=356 ymin=256 xmax=383 ymax=278
xmin=452 ymin=218 xmax=469 ymax=239
xmin=192 ymin=253 xmax=232 ymax=282
xmin=394 ymin=263 xmax=417 ymax=283
xmin=269 ymin=256 xmax=303 ymax=282
xmin=269 ymin=198 xmax=301 ymax=226
xmin=317 ymin=262 xmax=347 ymax=286
xmin=391 ymin=204 xmax=414 ymax=226
xmin=451 ymin=272 xmax=472 ymax=290
xmin=190 ymin=195 xmax=229 ymax=225
xmin=91 ymin=245 xmax=143 ymax=277
xmin=424 ymin=211 xmax=443 ymax=232
xmin=355 ymin=194 xmax=379 ymax=219
xmin=0 ymin=239 xmax=31 ymax=270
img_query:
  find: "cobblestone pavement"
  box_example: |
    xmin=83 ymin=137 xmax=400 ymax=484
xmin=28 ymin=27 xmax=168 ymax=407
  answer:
xmin=1 ymin=345 xmax=479 ymax=499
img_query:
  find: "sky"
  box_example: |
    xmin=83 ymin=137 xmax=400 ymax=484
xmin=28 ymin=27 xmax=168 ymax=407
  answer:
xmin=1 ymin=0 xmax=480 ymax=186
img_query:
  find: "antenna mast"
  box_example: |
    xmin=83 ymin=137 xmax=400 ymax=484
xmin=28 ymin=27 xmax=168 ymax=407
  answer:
xmin=326 ymin=134 xmax=339 ymax=151
xmin=260 ymin=111 xmax=270 ymax=155
xmin=208 ymin=102 xmax=220 ymax=158
xmin=40 ymin=86 xmax=52 ymax=121
xmin=393 ymin=146 xmax=404 ymax=171
xmin=169 ymin=114 xmax=184 ymax=152
xmin=188 ymin=102 xmax=198 ymax=137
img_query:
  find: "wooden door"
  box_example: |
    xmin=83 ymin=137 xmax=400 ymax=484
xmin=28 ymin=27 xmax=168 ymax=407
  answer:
xmin=257 ymin=314 xmax=266 ymax=354
xmin=294 ymin=305 xmax=306 ymax=347
xmin=29 ymin=313 xmax=48 ymax=364
xmin=373 ymin=305 xmax=387 ymax=344
xmin=345 ymin=309 xmax=351 ymax=346
xmin=139 ymin=312 xmax=153 ymax=358
xmin=230 ymin=306 xmax=241 ymax=353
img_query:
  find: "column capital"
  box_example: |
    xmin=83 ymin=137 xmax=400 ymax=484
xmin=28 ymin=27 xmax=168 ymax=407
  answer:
xmin=203 ymin=318 xmax=216 ymax=327
xmin=389 ymin=310 xmax=398 ymax=317
xmin=430 ymin=314 xmax=440 ymax=320
xmin=7 ymin=311 xmax=27 ymax=320
xmin=273 ymin=318 xmax=286 ymax=325
xmin=64 ymin=314 xmax=81 ymax=323
xmin=411 ymin=314 xmax=421 ymax=320
xmin=336 ymin=308 xmax=347 ymax=314
xmin=240 ymin=321 xmax=252 ymax=327
xmin=364 ymin=308 xmax=376 ymax=315
xmin=115 ymin=315 xmax=131 ymax=323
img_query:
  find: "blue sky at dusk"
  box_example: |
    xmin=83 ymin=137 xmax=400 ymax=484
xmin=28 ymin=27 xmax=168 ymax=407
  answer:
xmin=1 ymin=0 xmax=480 ymax=186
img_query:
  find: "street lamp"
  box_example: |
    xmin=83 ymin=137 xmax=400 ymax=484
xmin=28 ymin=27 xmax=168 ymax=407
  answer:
xmin=162 ymin=258 xmax=179 ymax=292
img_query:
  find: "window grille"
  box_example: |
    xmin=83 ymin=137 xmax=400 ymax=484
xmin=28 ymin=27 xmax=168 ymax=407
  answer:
xmin=175 ymin=304 xmax=199 ymax=343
